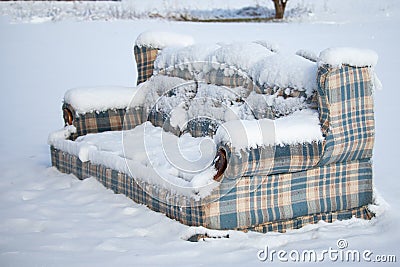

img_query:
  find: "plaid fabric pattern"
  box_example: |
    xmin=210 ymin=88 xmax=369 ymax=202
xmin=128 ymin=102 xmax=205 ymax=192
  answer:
xmin=219 ymin=141 xmax=324 ymax=179
xmin=317 ymin=65 xmax=375 ymax=165
xmin=157 ymin=63 xmax=316 ymax=98
xmin=51 ymin=146 xmax=89 ymax=179
xmin=147 ymin=108 xmax=224 ymax=138
xmin=147 ymin=108 xmax=181 ymax=136
xmin=157 ymin=66 xmax=314 ymax=118
xmin=66 ymin=103 xmax=223 ymax=139
xmin=204 ymin=159 xmax=373 ymax=230
xmin=158 ymin=66 xmax=259 ymax=92
xmin=123 ymin=107 xmax=148 ymax=130
xmin=52 ymin=55 xmax=376 ymax=232
xmin=64 ymin=103 xmax=145 ymax=140
xmin=51 ymin=146 xmax=373 ymax=232
xmin=51 ymin=146 xmax=205 ymax=226
xmin=249 ymin=205 xmax=373 ymax=233
xmin=182 ymin=118 xmax=221 ymax=138
xmin=134 ymin=45 xmax=159 ymax=85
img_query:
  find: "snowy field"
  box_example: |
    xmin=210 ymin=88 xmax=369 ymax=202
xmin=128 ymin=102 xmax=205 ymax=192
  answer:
xmin=1 ymin=0 xmax=400 ymax=266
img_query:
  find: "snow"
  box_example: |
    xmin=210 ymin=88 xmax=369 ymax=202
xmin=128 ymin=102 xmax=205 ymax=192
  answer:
xmin=135 ymin=31 xmax=195 ymax=49
xmin=154 ymin=42 xmax=317 ymax=95
xmin=0 ymin=0 xmax=303 ymax=23
xmin=212 ymin=42 xmax=275 ymax=71
xmin=249 ymin=53 xmax=317 ymax=96
xmin=1 ymin=0 xmax=400 ymax=266
xmin=47 ymin=125 xmax=76 ymax=144
xmin=319 ymin=47 xmax=379 ymax=67
xmin=48 ymin=122 xmax=218 ymax=199
xmin=131 ymin=75 xmax=310 ymax=132
xmin=154 ymin=43 xmax=221 ymax=74
xmin=48 ymin=108 xmax=322 ymax=195
xmin=64 ymin=87 xmax=136 ymax=114
xmin=274 ymin=109 xmax=324 ymax=146
xmin=296 ymin=49 xmax=319 ymax=62
xmin=215 ymin=109 xmax=323 ymax=151
xmin=129 ymin=75 xmax=188 ymax=108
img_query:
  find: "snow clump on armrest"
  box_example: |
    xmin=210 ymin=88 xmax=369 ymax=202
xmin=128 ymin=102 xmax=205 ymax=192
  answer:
xmin=214 ymin=109 xmax=324 ymax=152
xmin=64 ymin=87 xmax=136 ymax=114
xmin=135 ymin=31 xmax=195 ymax=49
xmin=319 ymin=47 xmax=378 ymax=67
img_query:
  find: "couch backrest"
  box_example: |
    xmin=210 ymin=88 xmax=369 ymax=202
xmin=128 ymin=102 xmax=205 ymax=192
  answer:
xmin=133 ymin=41 xmax=319 ymax=125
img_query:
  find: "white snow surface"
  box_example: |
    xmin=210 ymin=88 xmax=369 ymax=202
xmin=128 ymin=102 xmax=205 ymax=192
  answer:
xmin=215 ymin=109 xmax=323 ymax=151
xmin=296 ymin=49 xmax=319 ymax=62
xmin=212 ymin=42 xmax=275 ymax=71
xmin=64 ymin=86 xmax=135 ymax=114
xmin=48 ymin=108 xmax=322 ymax=196
xmin=135 ymin=31 xmax=195 ymax=49
xmin=154 ymin=42 xmax=317 ymax=93
xmin=154 ymin=43 xmax=221 ymax=73
xmin=249 ymin=53 xmax=317 ymax=96
xmin=319 ymin=47 xmax=379 ymax=67
xmin=47 ymin=125 xmax=76 ymax=144
xmin=130 ymin=75 xmax=309 ymax=130
xmin=0 ymin=0 xmax=305 ymax=23
xmin=1 ymin=0 xmax=399 ymax=266
xmin=48 ymin=122 xmax=218 ymax=199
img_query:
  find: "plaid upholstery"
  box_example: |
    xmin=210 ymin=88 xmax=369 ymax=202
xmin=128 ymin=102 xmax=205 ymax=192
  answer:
xmin=147 ymin=110 xmax=221 ymax=138
xmin=146 ymin=108 xmax=181 ymax=136
xmin=52 ymin=53 xmax=376 ymax=233
xmin=249 ymin=205 xmax=373 ymax=233
xmin=64 ymin=103 xmax=145 ymax=140
xmin=134 ymin=45 xmax=159 ymax=85
xmin=51 ymin=145 xmax=89 ymax=179
xmin=182 ymin=118 xmax=221 ymax=138
xmin=157 ymin=61 xmax=315 ymax=98
xmin=51 ymin=146 xmax=205 ymax=226
xmin=219 ymin=141 xmax=324 ymax=179
xmin=204 ymin=159 xmax=373 ymax=230
xmin=157 ymin=65 xmax=314 ymax=120
xmin=66 ymin=102 xmax=222 ymax=139
xmin=51 ymin=146 xmax=373 ymax=232
xmin=158 ymin=66 xmax=259 ymax=92
xmin=316 ymin=65 xmax=375 ymax=165
xmin=123 ymin=107 xmax=148 ymax=130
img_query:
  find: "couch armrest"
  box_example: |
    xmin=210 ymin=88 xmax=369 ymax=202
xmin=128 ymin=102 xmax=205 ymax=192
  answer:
xmin=62 ymin=87 xmax=143 ymax=140
xmin=63 ymin=103 xmax=146 ymax=140
xmin=134 ymin=45 xmax=159 ymax=85
xmin=316 ymin=48 xmax=377 ymax=165
xmin=216 ymin=141 xmax=324 ymax=180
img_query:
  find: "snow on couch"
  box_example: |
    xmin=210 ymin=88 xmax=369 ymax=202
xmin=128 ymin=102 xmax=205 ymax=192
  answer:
xmin=49 ymin=31 xmax=379 ymax=233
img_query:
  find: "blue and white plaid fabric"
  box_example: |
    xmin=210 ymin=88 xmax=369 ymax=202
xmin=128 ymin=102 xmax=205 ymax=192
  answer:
xmin=52 ymin=53 xmax=376 ymax=233
xmin=64 ymin=103 xmax=145 ymax=140
xmin=51 ymin=147 xmax=373 ymax=232
xmin=317 ymin=65 xmax=375 ymax=165
xmin=218 ymin=141 xmax=324 ymax=179
xmin=205 ymin=159 xmax=373 ymax=230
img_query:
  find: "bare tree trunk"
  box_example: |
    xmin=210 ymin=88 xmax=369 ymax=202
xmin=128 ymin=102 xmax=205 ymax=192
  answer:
xmin=272 ymin=0 xmax=287 ymax=19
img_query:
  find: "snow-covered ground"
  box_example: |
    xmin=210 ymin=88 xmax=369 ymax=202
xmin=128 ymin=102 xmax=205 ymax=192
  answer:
xmin=1 ymin=0 xmax=399 ymax=266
